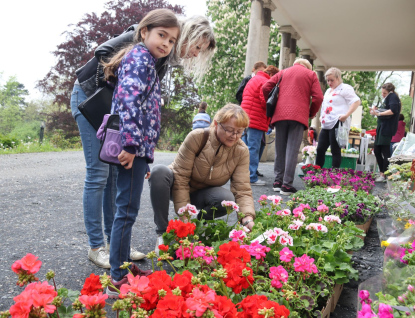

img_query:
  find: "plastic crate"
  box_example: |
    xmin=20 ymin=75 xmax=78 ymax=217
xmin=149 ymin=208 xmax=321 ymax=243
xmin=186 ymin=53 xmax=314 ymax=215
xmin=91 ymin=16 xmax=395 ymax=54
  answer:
xmin=323 ymin=154 xmax=357 ymax=169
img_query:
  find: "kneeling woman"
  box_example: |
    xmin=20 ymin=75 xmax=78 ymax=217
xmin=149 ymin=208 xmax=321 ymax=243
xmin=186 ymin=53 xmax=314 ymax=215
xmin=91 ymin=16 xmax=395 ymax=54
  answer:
xmin=149 ymin=103 xmax=256 ymax=248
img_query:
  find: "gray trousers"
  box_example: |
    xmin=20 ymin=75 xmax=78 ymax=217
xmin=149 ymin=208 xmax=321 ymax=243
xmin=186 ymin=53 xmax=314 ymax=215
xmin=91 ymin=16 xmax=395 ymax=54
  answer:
xmin=274 ymin=120 xmax=305 ymax=187
xmin=148 ymin=165 xmax=235 ymax=235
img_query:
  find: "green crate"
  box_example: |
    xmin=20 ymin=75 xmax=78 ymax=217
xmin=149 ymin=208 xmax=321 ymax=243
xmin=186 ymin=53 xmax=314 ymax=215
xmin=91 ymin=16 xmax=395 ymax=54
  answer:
xmin=323 ymin=154 xmax=357 ymax=169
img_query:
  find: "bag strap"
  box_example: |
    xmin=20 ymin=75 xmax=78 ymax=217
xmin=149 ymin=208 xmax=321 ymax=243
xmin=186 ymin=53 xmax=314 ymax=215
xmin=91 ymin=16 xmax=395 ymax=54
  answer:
xmin=276 ymin=71 xmax=283 ymax=86
xmin=195 ymin=128 xmax=210 ymax=157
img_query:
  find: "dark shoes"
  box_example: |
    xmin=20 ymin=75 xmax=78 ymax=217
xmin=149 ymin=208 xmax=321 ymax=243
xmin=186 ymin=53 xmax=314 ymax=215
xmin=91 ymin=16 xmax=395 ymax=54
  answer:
xmin=280 ymin=185 xmax=297 ymax=195
xmin=256 ymin=170 xmax=264 ymax=177
xmin=106 ymin=263 xmax=152 ymax=299
xmin=273 ymin=181 xmax=282 ymax=192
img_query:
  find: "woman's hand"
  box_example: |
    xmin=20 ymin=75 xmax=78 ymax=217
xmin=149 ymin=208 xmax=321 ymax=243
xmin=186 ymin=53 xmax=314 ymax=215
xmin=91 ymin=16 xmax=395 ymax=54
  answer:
xmin=145 ymin=172 xmax=151 ymax=179
xmin=369 ymin=107 xmax=378 ymax=116
xmin=338 ymin=114 xmax=348 ymax=122
xmin=241 ymin=216 xmax=254 ymax=231
xmin=118 ymin=150 xmax=135 ymax=169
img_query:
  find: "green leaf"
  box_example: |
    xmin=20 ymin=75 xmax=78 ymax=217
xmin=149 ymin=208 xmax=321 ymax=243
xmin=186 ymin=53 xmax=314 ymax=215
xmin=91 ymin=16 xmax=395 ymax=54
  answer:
xmin=57 ymin=305 xmax=75 ymax=318
xmin=171 ymin=260 xmax=185 ymax=268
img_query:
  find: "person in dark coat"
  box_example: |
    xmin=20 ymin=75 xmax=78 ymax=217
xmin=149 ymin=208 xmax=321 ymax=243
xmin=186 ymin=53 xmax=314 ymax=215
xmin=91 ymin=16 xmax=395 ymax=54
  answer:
xmin=235 ymin=61 xmax=267 ymax=105
xmin=370 ymin=83 xmax=401 ymax=182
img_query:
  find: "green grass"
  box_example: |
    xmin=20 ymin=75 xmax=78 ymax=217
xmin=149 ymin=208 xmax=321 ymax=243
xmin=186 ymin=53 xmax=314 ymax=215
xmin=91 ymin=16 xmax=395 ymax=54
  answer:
xmin=0 ymin=140 xmax=82 ymax=154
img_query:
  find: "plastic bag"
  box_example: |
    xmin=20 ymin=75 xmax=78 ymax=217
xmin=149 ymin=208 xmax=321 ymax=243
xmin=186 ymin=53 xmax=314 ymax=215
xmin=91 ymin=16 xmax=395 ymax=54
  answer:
xmin=335 ymin=121 xmax=348 ymax=148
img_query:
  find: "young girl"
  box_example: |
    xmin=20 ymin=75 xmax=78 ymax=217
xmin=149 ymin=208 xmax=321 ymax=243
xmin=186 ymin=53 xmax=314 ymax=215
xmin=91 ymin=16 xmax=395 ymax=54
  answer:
xmin=103 ymin=9 xmax=180 ymax=297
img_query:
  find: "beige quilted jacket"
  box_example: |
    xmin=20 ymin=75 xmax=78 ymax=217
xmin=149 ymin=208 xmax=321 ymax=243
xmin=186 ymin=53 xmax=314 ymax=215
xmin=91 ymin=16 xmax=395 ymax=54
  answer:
xmin=169 ymin=127 xmax=255 ymax=220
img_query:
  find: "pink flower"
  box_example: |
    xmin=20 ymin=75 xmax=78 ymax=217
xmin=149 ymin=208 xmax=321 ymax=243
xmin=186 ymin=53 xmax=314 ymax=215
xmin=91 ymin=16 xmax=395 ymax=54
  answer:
xmin=258 ymin=195 xmax=268 ymax=203
xmin=185 ymin=288 xmax=216 ymax=317
xmin=317 ymin=204 xmax=329 ymax=213
xmin=177 ymin=204 xmax=198 ymax=217
xmin=288 ymin=220 xmax=304 ymax=230
xmin=335 ymin=202 xmax=342 ymax=207
xmin=305 ymin=223 xmax=328 ymax=233
xmin=79 ymin=292 xmax=108 ymax=310
xmin=377 ymin=303 xmax=393 ymax=318
xmin=359 ymin=290 xmax=371 ymax=304
xmin=120 ymin=274 xmax=150 ymax=295
xmin=279 ymin=235 xmax=293 ymax=246
xmin=269 ymin=266 xmax=288 ymax=289
xmin=229 ymin=229 xmax=247 ymax=242
xmin=241 ymin=241 xmax=270 ymax=260
xmin=12 ymin=254 xmax=42 ymax=274
xmin=318 ymin=217 xmax=323 ymax=222
xmin=221 ymin=200 xmax=239 ymax=213
xmin=9 ymin=301 xmax=32 ymax=318
xmin=267 ymin=195 xmax=282 ymax=205
xmin=357 ymin=303 xmax=376 ymax=318
xmin=408 ymin=285 xmax=414 ymax=293
xmin=32 ymin=292 xmax=56 ymax=313
xmin=324 ymin=215 xmax=341 ymax=224
xmin=281 ymin=209 xmax=291 ymax=216
xmin=279 ymin=247 xmax=294 ymax=262
xmin=293 ymin=254 xmax=318 ymax=274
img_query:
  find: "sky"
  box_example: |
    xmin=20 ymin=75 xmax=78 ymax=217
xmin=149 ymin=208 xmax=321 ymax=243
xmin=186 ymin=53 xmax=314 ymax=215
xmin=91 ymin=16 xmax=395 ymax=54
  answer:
xmin=0 ymin=0 xmax=412 ymax=101
xmin=0 ymin=0 xmax=207 ymax=101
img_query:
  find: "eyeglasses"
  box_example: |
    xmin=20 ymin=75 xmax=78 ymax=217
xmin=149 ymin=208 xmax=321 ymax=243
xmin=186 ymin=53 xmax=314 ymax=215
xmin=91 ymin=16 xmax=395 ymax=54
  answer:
xmin=219 ymin=123 xmax=246 ymax=137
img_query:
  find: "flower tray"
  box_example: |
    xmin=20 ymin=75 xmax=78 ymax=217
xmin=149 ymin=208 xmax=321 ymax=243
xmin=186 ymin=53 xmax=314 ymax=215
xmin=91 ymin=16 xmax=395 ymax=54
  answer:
xmin=330 ymin=283 xmax=344 ymax=312
xmin=355 ymin=216 xmax=374 ymax=240
xmin=321 ymin=294 xmax=333 ymax=318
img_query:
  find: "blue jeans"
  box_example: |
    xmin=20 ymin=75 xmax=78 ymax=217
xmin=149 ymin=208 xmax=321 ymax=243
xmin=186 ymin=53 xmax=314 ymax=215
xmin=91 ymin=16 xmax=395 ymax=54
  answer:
xmin=110 ymin=157 xmax=147 ymax=280
xmin=242 ymin=127 xmax=263 ymax=182
xmin=70 ymin=84 xmax=117 ymax=249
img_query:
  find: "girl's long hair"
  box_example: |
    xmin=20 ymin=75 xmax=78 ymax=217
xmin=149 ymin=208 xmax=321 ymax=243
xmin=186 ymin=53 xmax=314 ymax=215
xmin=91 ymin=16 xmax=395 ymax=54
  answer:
xmin=103 ymin=9 xmax=180 ymax=82
xmin=173 ymin=15 xmax=216 ymax=82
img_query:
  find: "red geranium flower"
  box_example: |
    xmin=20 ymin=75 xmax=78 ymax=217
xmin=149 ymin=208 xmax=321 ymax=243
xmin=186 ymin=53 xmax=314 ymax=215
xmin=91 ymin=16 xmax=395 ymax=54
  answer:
xmin=159 ymin=244 xmax=170 ymax=252
xmin=172 ymin=270 xmax=194 ymax=296
xmin=81 ymin=273 xmax=102 ymax=295
xmin=151 ymin=294 xmax=190 ymax=318
xmin=212 ymin=295 xmax=238 ymax=318
xmin=237 ymin=295 xmax=290 ymax=318
xmin=217 ymin=241 xmax=251 ymax=266
xmin=166 ymin=220 xmax=196 ymax=238
xmin=223 ymin=261 xmax=254 ymax=294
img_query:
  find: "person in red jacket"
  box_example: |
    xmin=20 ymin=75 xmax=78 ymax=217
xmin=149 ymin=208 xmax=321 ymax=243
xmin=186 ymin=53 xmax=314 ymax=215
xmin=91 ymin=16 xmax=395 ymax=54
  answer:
xmin=390 ymin=114 xmax=406 ymax=154
xmin=241 ymin=65 xmax=279 ymax=185
xmin=262 ymin=59 xmax=323 ymax=195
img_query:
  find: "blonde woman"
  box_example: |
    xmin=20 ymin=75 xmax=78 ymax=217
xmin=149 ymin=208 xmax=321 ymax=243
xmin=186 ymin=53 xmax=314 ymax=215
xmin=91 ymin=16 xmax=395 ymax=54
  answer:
xmin=149 ymin=104 xmax=256 ymax=253
xmin=316 ymin=67 xmax=361 ymax=169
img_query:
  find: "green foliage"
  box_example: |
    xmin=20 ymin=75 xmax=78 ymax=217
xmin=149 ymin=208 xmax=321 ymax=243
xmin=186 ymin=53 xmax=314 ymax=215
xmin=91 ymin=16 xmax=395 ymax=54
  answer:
xmin=0 ymin=134 xmax=19 ymax=148
xmin=400 ymin=94 xmax=413 ymax=132
xmin=0 ymin=75 xmax=29 ymax=134
xmin=9 ymin=121 xmax=42 ymax=142
xmin=48 ymin=129 xmax=81 ymax=149
xmin=199 ymin=0 xmax=252 ymax=110
xmin=200 ymin=0 xmax=280 ymax=112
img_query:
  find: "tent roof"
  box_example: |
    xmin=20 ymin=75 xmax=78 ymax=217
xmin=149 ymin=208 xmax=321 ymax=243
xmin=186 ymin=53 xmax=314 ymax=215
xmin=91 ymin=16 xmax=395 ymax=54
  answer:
xmin=271 ymin=0 xmax=415 ymax=71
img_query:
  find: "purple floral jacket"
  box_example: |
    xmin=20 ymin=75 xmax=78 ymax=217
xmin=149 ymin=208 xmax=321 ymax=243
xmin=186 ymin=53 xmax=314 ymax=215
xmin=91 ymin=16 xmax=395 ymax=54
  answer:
xmin=111 ymin=44 xmax=161 ymax=163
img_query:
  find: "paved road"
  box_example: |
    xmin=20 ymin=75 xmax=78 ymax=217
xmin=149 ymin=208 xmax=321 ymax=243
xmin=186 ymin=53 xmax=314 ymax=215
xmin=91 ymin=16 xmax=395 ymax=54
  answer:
xmin=0 ymin=151 xmax=384 ymax=316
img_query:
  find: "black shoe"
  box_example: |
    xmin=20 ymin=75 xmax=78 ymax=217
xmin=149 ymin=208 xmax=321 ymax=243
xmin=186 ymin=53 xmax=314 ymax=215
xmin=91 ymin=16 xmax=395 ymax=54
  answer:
xmin=280 ymin=185 xmax=297 ymax=195
xmin=273 ymin=181 xmax=282 ymax=192
xmin=256 ymin=170 xmax=264 ymax=177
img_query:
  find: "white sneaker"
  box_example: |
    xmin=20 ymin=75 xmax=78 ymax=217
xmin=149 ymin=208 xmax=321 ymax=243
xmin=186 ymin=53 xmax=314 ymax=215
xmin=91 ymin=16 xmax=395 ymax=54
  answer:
xmin=105 ymin=243 xmax=145 ymax=261
xmin=375 ymin=175 xmax=386 ymax=182
xmin=250 ymin=180 xmax=266 ymax=186
xmin=88 ymin=247 xmax=110 ymax=269
xmin=130 ymin=247 xmax=146 ymax=261
xmin=154 ymin=236 xmax=164 ymax=256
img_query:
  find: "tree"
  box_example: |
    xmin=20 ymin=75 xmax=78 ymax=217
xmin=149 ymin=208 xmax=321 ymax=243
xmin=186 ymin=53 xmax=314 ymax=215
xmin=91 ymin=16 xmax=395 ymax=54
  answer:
xmin=37 ymin=0 xmax=183 ymax=137
xmin=158 ymin=67 xmax=200 ymax=149
xmin=0 ymin=75 xmax=29 ymax=134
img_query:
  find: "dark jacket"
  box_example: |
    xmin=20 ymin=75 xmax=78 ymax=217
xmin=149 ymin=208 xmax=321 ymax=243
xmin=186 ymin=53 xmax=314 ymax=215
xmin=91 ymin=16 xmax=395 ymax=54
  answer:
xmin=75 ymin=25 xmax=169 ymax=97
xmin=378 ymin=92 xmax=401 ymax=137
xmin=235 ymin=75 xmax=252 ymax=104
xmin=240 ymin=71 xmax=271 ymax=131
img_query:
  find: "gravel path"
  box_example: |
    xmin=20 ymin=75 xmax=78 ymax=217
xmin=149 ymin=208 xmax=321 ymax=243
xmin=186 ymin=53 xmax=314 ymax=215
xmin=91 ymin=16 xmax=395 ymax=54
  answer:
xmin=0 ymin=151 xmax=385 ymax=316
